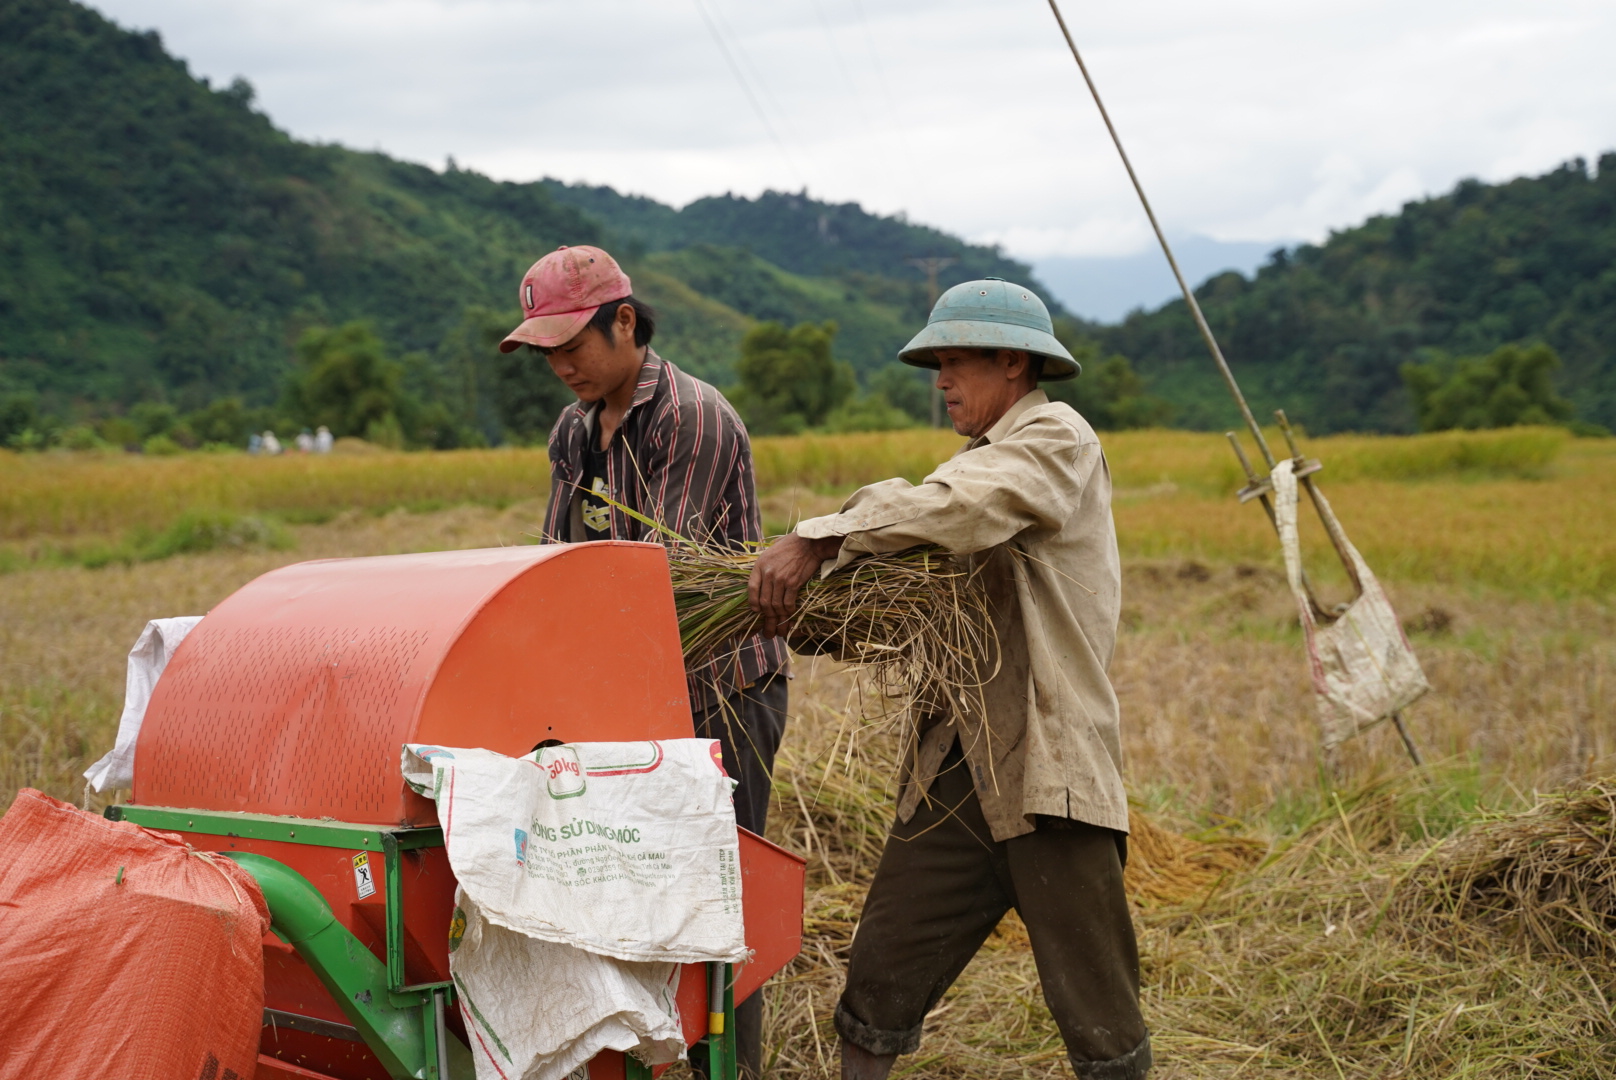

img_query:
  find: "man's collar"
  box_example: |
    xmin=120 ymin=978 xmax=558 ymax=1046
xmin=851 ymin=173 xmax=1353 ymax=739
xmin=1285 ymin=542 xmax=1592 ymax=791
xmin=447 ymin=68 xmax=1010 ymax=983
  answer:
xmin=580 ymin=349 xmax=664 ymax=437
xmin=629 ymin=349 xmax=665 ymax=411
xmin=974 ymin=388 xmax=1048 ymax=447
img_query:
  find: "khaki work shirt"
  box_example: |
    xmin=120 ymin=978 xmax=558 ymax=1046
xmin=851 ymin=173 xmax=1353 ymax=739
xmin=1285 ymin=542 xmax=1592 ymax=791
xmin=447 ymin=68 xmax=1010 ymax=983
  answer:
xmin=796 ymin=389 xmax=1127 ymax=841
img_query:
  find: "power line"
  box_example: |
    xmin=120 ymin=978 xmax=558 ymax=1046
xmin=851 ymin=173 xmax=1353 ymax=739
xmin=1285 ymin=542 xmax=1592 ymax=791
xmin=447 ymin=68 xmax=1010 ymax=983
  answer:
xmin=808 ymin=0 xmax=871 ymax=128
xmin=691 ymin=0 xmax=804 ymax=187
xmin=848 ymin=0 xmax=899 ymax=114
xmin=846 ymin=0 xmax=925 ymax=200
xmin=1043 ymin=0 xmax=1275 ymax=467
xmin=708 ymin=1 xmax=796 ymax=130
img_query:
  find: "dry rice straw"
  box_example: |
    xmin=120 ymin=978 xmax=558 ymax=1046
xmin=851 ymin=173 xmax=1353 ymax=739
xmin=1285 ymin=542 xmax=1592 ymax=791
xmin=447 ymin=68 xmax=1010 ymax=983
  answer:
xmin=597 ymin=492 xmax=999 ymax=734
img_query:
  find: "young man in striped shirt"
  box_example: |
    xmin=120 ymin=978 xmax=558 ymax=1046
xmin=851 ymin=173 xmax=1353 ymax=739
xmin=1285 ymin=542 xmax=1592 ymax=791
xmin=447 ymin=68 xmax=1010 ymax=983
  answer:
xmin=499 ymin=245 xmax=786 ymax=1078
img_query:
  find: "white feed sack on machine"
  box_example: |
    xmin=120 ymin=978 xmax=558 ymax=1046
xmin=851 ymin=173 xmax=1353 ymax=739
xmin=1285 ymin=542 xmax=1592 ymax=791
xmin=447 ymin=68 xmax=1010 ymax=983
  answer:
xmin=449 ymin=888 xmax=686 ymax=1080
xmin=402 ymin=739 xmax=747 ymax=963
xmin=84 ymin=615 xmax=204 ymax=793
xmin=404 ymin=739 xmax=746 ymax=1080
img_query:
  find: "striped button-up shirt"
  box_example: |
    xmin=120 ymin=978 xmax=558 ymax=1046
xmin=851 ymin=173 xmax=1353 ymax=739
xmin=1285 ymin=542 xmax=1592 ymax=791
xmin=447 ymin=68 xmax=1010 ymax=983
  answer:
xmin=543 ymin=349 xmax=787 ymax=710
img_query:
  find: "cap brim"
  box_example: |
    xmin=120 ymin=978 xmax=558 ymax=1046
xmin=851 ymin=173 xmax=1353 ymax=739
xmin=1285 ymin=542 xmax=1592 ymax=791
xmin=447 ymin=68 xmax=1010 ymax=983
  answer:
xmin=898 ymin=321 xmax=1080 ymax=380
xmin=498 ymin=307 xmax=599 ymax=353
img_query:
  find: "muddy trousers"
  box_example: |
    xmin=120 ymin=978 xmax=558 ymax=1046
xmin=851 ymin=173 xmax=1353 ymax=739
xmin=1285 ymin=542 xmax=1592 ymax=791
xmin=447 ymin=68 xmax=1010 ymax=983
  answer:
xmin=689 ymin=672 xmax=788 ymax=1080
xmin=835 ymin=745 xmax=1152 ymax=1080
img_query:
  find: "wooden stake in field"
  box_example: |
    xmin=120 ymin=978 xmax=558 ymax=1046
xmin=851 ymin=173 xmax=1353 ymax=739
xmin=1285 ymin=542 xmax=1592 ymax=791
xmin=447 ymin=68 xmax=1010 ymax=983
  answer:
xmin=1044 ymin=0 xmax=1429 ymax=764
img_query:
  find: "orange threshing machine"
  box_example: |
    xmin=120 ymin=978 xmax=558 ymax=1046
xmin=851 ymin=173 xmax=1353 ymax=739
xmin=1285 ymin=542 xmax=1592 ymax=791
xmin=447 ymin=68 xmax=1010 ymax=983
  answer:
xmin=107 ymin=542 xmax=805 ymax=1080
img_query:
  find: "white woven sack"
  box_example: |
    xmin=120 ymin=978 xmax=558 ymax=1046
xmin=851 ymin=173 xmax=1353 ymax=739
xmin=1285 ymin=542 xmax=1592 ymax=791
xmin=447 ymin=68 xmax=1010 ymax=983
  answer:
xmin=403 ymin=739 xmax=746 ymax=964
xmin=1272 ymin=460 xmax=1431 ymax=749
xmin=448 ymin=888 xmax=685 ymax=1080
xmin=84 ymin=615 xmax=204 ymax=793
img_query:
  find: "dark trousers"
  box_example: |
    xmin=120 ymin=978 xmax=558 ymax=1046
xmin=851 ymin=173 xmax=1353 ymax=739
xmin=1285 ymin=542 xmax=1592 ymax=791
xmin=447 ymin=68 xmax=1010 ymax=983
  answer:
xmin=836 ymin=744 xmax=1152 ymax=1079
xmin=689 ymin=672 xmax=788 ymax=1079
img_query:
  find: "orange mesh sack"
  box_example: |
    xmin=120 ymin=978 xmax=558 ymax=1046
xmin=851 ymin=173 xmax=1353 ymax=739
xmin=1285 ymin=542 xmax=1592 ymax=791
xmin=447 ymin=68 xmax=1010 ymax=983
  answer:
xmin=0 ymin=789 xmax=270 ymax=1080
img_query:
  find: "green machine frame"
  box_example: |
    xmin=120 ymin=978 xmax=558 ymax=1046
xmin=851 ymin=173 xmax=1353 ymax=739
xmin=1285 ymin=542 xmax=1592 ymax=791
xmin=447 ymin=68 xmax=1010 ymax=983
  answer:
xmin=107 ymin=805 xmax=736 ymax=1080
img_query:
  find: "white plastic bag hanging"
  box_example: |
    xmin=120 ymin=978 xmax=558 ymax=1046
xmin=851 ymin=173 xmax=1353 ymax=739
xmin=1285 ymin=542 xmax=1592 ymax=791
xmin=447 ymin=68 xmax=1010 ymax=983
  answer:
xmin=1272 ymin=460 xmax=1430 ymax=748
xmin=84 ymin=616 xmax=204 ymax=793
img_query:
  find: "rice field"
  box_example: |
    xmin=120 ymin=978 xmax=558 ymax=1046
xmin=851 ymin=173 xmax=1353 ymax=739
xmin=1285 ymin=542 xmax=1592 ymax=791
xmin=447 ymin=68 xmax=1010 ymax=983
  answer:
xmin=3 ymin=426 xmax=1611 ymax=596
xmin=2 ymin=427 xmax=1613 ymax=1077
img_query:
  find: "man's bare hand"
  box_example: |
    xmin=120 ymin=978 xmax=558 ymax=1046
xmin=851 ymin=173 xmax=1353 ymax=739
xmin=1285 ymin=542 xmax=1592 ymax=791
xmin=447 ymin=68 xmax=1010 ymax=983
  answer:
xmin=749 ymin=533 xmax=843 ymax=638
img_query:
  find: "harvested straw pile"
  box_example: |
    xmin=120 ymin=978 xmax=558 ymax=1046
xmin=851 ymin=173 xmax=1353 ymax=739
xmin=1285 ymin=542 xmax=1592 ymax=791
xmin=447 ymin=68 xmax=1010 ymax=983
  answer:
xmin=1123 ymin=811 xmax=1265 ymax=908
xmin=1389 ymin=780 xmax=1616 ymax=961
xmin=671 ymin=545 xmax=995 ymax=715
xmin=740 ymin=701 xmax=1616 ymax=1079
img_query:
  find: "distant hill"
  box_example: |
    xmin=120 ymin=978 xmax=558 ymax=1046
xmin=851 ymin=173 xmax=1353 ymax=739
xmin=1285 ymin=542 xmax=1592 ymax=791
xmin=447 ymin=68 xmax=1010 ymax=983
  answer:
xmin=1095 ymin=158 xmax=1616 ymax=433
xmin=541 ymin=180 xmax=1032 ymax=284
xmin=0 ymin=0 xmax=1039 ymax=424
xmin=4 ymin=0 xmax=1612 ymax=439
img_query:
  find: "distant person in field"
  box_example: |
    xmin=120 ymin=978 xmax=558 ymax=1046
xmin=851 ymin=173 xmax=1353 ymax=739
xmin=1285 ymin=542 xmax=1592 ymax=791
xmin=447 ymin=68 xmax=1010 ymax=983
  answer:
xmin=749 ymin=279 xmax=1150 ymax=1080
xmin=501 ymin=244 xmax=785 ymax=1080
xmin=315 ymin=426 xmax=334 ymax=454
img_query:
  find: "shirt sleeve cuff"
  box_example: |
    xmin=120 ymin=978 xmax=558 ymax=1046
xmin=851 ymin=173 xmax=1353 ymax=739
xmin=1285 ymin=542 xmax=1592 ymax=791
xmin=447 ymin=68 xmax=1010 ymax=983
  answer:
xmin=794 ymin=514 xmax=861 ymax=577
xmin=794 ymin=513 xmax=845 ymax=541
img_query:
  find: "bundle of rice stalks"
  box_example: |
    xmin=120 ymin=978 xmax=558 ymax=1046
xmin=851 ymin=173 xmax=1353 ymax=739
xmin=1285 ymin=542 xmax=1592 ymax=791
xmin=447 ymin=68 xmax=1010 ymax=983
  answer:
xmin=670 ymin=543 xmax=996 ymax=721
xmin=1123 ymin=811 xmax=1266 ymax=908
xmin=1387 ymin=780 xmax=1616 ymax=961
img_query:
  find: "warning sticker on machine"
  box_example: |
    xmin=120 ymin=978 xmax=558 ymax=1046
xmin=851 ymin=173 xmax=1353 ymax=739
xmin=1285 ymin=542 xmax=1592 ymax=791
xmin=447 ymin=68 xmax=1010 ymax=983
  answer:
xmin=352 ymin=852 xmax=376 ymax=899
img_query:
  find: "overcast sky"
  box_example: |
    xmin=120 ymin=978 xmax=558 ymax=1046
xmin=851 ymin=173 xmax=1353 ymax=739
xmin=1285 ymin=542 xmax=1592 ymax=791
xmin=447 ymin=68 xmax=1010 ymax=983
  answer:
xmin=92 ymin=0 xmax=1616 ymax=272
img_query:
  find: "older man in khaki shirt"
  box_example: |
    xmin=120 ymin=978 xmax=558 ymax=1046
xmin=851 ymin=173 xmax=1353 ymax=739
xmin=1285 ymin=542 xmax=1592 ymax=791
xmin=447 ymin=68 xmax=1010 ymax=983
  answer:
xmin=751 ymin=279 xmax=1151 ymax=1080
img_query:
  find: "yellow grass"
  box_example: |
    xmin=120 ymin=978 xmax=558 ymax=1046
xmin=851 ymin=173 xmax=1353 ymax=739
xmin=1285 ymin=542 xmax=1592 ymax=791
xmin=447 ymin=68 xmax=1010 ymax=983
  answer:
xmin=5 ymin=427 xmax=1608 ymax=596
xmin=2 ymin=470 xmax=1612 ymax=1077
xmin=3 ymin=504 xmax=1611 ymax=1077
xmin=0 ymin=447 xmax=551 ymax=540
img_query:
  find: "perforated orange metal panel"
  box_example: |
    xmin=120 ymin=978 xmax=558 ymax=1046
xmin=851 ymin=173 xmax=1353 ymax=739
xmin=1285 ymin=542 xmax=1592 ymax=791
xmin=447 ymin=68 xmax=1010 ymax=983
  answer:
xmin=133 ymin=542 xmax=693 ymax=822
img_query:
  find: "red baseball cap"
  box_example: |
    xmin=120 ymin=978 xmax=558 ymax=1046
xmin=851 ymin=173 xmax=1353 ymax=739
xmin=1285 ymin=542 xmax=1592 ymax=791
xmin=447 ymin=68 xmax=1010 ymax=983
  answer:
xmin=499 ymin=245 xmax=633 ymax=352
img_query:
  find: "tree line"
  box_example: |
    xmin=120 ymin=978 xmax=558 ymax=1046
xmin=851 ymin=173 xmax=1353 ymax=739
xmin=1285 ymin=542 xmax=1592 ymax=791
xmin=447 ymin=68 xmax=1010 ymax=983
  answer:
xmin=0 ymin=308 xmax=1177 ymax=452
xmin=1 ymin=312 xmax=1591 ymax=453
xmin=1095 ymin=156 xmax=1616 ymax=435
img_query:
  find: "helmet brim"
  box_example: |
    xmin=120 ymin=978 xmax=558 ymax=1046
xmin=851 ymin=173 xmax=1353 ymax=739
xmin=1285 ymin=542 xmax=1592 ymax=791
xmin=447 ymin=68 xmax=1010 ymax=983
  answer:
xmin=898 ymin=320 xmax=1080 ymax=380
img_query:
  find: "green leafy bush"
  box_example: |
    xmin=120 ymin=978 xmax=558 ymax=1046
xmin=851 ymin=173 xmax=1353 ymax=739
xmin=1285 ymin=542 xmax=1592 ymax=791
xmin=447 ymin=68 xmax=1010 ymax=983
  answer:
xmin=1052 ymin=354 xmax=1172 ymax=430
xmin=136 ymin=509 xmax=291 ymax=560
xmin=71 ymin=509 xmax=292 ymax=569
xmin=730 ymin=321 xmax=856 ymax=435
xmin=0 ymin=395 xmax=43 ymax=447
xmin=865 ymin=364 xmax=933 ymax=423
xmin=59 ymin=426 xmax=108 ymax=451
xmin=285 ymin=323 xmax=404 ymax=439
xmin=822 ymin=394 xmax=917 ymax=434
xmin=1402 ymin=343 xmax=1575 ymax=431
xmin=141 ymin=434 xmax=183 ymax=456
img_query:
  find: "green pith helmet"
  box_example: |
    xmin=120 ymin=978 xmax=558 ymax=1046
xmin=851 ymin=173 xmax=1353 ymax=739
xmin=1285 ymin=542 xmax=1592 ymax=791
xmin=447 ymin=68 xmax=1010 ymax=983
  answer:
xmin=898 ymin=277 xmax=1079 ymax=380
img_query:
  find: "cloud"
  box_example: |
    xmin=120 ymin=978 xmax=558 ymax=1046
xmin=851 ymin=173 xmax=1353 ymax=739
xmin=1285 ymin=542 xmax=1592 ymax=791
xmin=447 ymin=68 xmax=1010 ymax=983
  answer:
xmin=89 ymin=0 xmax=1616 ymax=258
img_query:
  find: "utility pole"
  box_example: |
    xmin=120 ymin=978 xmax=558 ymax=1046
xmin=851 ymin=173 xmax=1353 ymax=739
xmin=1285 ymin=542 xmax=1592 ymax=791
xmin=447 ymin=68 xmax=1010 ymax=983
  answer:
xmin=906 ymin=256 xmax=957 ymax=427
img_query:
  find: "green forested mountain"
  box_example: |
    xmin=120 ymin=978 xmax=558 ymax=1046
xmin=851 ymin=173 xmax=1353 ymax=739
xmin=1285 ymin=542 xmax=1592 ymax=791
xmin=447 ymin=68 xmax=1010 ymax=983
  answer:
xmin=541 ymin=180 xmax=1030 ymax=284
xmin=0 ymin=0 xmax=584 ymax=411
xmin=1096 ymin=158 xmax=1616 ymax=433
xmin=4 ymin=0 xmax=1612 ymax=444
xmin=0 ymin=0 xmax=1035 ymax=435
